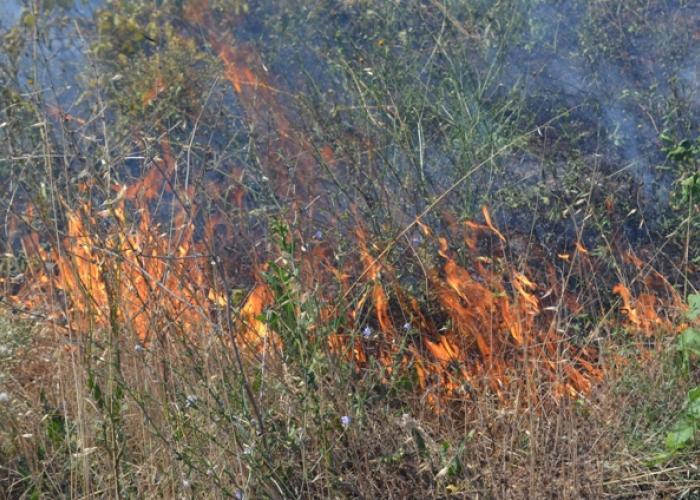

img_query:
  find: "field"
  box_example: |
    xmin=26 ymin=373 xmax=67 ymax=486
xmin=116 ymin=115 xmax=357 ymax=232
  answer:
xmin=0 ymin=0 xmax=698 ymax=497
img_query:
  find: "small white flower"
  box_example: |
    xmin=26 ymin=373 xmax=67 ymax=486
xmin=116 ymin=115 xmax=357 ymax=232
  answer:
xmin=182 ymin=479 xmax=191 ymax=489
xmin=340 ymin=415 xmax=352 ymax=428
xmin=185 ymin=395 xmax=198 ymax=408
xmin=234 ymin=490 xmax=244 ymax=500
xmin=403 ymin=322 xmax=411 ymax=331
xmin=362 ymin=326 xmax=372 ymax=339
xmin=134 ymin=343 xmax=145 ymax=353
xmin=71 ymin=447 xmax=98 ymax=459
xmin=0 ymin=392 xmax=9 ymax=403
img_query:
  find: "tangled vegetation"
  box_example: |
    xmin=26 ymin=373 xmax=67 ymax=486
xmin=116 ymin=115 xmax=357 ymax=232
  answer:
xmin=0 ymin=0 xmax=698 ymax=497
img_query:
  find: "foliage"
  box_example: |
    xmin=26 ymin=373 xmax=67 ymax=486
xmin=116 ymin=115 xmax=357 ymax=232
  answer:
xmin=1 ymin=0 xmax=700 ymax=497
xmin=655 ymin=294 xmax=700 ymax=460
xmin=664 ymin=386 xmax=700 ymax=455
xmin=92 ymin=1 xmax=219 ymax=125
xmin=661 ymin=132 xmax=700 ymax=207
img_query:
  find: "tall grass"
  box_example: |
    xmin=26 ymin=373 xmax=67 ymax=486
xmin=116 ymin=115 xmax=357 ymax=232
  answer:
xmin=0 ymin=242 xmax=698 ymax=497
xmin=0 ymin=0 xmax=698 ymax=498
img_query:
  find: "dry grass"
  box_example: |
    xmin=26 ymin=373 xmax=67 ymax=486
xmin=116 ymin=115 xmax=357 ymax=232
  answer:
xmin=1 ymin=0 xmax=698 ymax=498
xmin=0 ymin=296 xmax=698 ymax=498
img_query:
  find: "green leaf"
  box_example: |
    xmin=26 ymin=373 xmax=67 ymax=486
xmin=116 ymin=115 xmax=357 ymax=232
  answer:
xmin=687 ymin=386 xmax=700 ymax=420
xmin=447 ymin=442 xmax=465 ymax=478
xmin=678 ymin=327 xmax=700 ymax=357
xmin=690 ymin=386 xmax=700 ymax=402
xmin=687 ymin=294 xmax=700 ymax=321
xmin=648 ymin=450 xmax=673 ymax=465
xmin=87 ymin=373 xmax=105 ymax=410
xmin=665 ymin=418 xmax=696 ymax=452
xmin=46 ymin=414 xmax=66 ymax=447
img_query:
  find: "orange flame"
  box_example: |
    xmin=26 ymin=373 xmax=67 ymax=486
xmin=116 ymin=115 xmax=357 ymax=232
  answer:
xmin=4 ymin=0 xmax=616 ymax=411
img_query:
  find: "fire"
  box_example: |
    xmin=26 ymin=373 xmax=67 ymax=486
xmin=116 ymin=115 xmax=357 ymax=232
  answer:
xmin=344 ymin=214 xmax=600 ymax=401
xmin=43 ymin=205 xmax=214 ymax=342
xmin=9 ymin=138 xmax=231 ymax=344
xmin=238 ymin=283 xmax=274 ymax=349
xmin=612 ymin=248 xmax=685 ymax=336
xmin=183 ymin=0 xmax=321 ymax=206
xmin=356 ymin=228 xmax=395 ymax=337
xmin=612 ymin=282 xmax=681 ymax=336
xmin=2 ymin=0 xmax=633 ymax=410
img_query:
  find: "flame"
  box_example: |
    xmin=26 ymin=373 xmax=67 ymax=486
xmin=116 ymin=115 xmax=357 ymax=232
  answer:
xmin=612 ymin=248 xmax=684 ymax=335
xmin=17 ymin=159 xmax=599 ymax=404
xmin=239 ymin=283 xmax=274 ymax=349
xmin=575 ymin=241 xmax=588 ymax=255
xmin=2 ymin=0 xmax=628 ymax=411
xmin=343 ymin=214 xmax=600 ymax=401
xmin=358 ymin=230 xmax=395 ymax=333
xmin=481 ymin=206 xmax=506 ymax=243
xmin=142 ymin=72 xmax=167 ymax=107
xmin=183 ymin=0 xmax=321 ymax=205
xmin=10 ymin=137 xmax=249 ymax=345
xmin=612 ymin=283 xmax=670 ymax=336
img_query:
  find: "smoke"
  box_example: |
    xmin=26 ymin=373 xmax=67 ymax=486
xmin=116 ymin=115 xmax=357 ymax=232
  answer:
xmin=2 ymin=0 xmax=697 ymax=240
xmin=0 ymin=2 xmax=22 ymax=29
xmin=501 ymin=0 xmax=699 ymax=209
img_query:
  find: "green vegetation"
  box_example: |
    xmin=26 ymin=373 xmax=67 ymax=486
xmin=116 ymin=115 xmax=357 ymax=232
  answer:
xmin=1 ymin=0 xmax=698 ymax=497
xmin=662 ymin=295 xmax=700 ymax=457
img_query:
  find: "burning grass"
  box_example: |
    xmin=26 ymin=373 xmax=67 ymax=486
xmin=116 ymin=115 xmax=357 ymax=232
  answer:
xmin=0 ymin=0 xmax=698 ymax=497
xmin=0 ymin=247 xmax=697 ymax=497
xmin=2 ymin=136 xmax=695 ymax=496
xmin=5 ymin=0 xmax=609 ymax=408
xmin=7 ymin=152 xmax=609 ymax=407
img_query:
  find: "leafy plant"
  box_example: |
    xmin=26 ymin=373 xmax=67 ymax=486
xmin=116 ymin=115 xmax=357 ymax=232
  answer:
xmin=688 ymin=294 xmax=700 ymax=322
xmin=660 ymin=134 xmax=700 ymax=165
xmin=664 ymin=386 xmax=700 ymax=454
xmin=658 ymin=294 xmax=700 ymax=459
xmin=677 ymin=326 xmax=700 ymax=374
xmin=660 ymin=132 xmax=700 ymax=207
